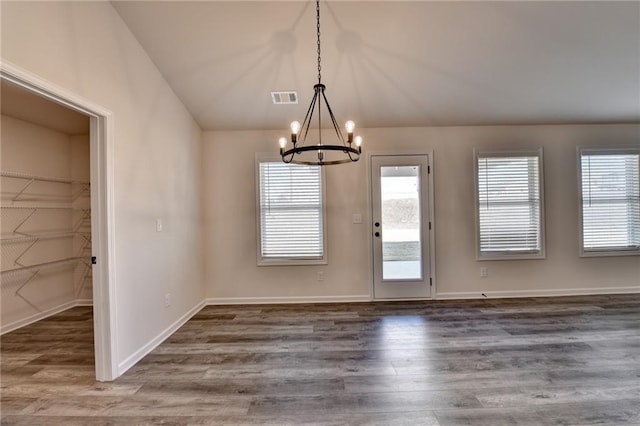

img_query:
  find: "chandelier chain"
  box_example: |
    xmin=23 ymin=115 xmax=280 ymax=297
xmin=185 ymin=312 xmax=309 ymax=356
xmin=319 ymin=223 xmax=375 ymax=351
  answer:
xmin=316 ymin=0 xmax=321 ymax=83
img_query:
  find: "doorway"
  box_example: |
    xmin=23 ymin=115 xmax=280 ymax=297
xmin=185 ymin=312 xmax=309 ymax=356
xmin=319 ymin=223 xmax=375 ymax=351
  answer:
xmin=0 ymin=62 xmax=116 ymax=381
xmin=370 ymin=154 xmax=434 ymax=299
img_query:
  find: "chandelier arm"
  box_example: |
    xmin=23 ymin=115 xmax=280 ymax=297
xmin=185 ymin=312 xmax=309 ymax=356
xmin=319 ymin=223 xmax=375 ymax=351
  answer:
xmin=288 ymin=158 xmax=358 ymax=166
xmin=300 ymin=89 xmax=320 ymax=144
xmin=282 ymin=145 xmax=360 ymax=165
xmin=317 ymin=89 xmax=322 ymax=147
xmin=321 ymin=90 xmax=346 ymax=145
xmin=346 ymin=149 xmax=360 ymax=162
xmin=282 ymin=145 xmax=360 ymax=155
xmin=282 ymin=152 xmax=295 ymax=163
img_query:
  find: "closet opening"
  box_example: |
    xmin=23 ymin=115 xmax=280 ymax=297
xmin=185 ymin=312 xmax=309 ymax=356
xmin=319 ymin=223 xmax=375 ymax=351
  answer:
xmin=0 ymin=66 xmax=116 ymax=381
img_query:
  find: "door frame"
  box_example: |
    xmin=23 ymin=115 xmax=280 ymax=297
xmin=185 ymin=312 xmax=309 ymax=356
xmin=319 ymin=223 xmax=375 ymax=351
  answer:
xmin=367 ymin=151 xmax=436 ymax=300
xmin=1 ymin=60 xmax=118 ymax=381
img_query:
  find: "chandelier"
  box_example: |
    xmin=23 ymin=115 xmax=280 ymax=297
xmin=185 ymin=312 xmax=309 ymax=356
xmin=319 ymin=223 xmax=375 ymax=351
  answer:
xmin=279 ymin=0 xmax=362 ymax=165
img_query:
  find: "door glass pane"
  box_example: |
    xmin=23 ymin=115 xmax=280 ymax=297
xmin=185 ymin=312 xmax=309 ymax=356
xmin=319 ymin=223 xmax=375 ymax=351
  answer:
xmin=380 ymin=166 xmax=422 ymax=280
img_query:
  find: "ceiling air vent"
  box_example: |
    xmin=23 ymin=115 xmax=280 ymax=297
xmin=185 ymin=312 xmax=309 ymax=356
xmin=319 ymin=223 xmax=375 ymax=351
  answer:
xmin=271 ymin=91 xmax=298 ymax=105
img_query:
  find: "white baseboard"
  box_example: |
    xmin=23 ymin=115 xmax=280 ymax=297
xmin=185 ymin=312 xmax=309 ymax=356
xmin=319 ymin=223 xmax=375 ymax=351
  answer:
xmin=0 ymin=298 xmax=94 ymax=335
xmin=205 ymin=295 xmax=372 ymax=305
xmin=436 ymin=286 xmax=640 ymax=300
xmin=117 ymin=300 xmax=205 ymax=377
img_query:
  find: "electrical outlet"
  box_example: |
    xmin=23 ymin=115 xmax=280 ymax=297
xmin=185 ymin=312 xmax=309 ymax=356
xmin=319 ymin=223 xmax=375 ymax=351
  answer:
xmin=352 ymin=213 xmax=362 ymax=224
xmin=317 ymin=271 xmax=324 ymax=281
xmin=164 ymin=293 xmax=171 ymax=307
xmin=480 ymin=267 xmax=489 ymax=278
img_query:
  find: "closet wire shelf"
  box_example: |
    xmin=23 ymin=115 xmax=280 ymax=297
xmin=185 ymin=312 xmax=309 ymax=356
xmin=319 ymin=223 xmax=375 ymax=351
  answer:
xmin=1 ymin=171 xmax=92 ymax=308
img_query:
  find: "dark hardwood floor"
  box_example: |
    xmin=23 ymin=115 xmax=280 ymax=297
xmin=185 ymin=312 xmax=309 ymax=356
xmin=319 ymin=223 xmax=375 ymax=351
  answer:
xmin=2 ymin=294 xmax=640 ymax=425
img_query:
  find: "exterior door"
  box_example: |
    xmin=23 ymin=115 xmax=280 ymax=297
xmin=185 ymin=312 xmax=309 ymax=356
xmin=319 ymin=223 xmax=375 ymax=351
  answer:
xmin=371 ymin=154 xmax=432 ymax=299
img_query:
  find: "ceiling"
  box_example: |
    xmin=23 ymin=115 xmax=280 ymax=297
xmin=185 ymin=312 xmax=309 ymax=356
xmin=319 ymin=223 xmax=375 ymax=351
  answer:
xmin=1 ymin=80 xmax=90 ymax=135
xmin=112 ymin=1 xmax=640 ymax=131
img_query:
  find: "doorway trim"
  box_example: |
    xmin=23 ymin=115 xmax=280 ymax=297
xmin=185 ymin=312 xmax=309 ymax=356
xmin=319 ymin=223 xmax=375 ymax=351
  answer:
xmin=1 ymin=60 xmax=118 ymax=381
xmin=367 ymin=151 xmax=436 ymax=300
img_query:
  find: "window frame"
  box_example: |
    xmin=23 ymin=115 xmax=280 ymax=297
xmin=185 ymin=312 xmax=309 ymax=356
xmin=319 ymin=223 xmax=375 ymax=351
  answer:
xmin=577 ymin=146 xmax=640 ymax=258
xmin=255 ymin=153 xmax=328 ymax=266
xmin=474 ymin=147 xmax=546 ymax=261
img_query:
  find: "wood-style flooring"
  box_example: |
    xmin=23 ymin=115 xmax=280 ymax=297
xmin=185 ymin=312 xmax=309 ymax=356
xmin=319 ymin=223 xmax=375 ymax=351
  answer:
xmin=1 ymin=294 xmax=640 ymax=425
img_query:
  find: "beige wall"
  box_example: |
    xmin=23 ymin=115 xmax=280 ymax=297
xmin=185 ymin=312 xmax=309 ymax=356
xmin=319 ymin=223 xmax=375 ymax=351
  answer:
xmin=203 ymin=124 xmax=640 ymax=300
xmin=1 ymin=115 xmax=90 ymax=328
xmin=1 ymin=1 xmax=204 ymax=364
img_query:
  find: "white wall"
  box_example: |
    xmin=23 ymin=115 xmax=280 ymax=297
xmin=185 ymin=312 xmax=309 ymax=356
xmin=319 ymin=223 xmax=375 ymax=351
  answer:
xmin=203 ymin=124 xmax=640 ymax=301
xmin=1 ymin=2 xmax=204 ymax=366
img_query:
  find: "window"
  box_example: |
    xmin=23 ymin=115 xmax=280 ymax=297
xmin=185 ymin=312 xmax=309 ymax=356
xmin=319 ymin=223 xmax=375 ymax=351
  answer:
xmin=475 ymin=149 xmax=545 ymax=259
xmin=578 ymin=148 xmax=640 ymax=256
xmin=256 ymin=156 xmax=326 ymax=265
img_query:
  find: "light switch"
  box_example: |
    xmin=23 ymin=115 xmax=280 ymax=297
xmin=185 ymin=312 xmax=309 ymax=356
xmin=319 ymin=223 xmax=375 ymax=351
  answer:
xmin=156 ymin=218 xmax=163 ymax=232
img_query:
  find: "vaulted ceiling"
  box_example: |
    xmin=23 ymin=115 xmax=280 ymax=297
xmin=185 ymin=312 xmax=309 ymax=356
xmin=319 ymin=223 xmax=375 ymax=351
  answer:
xmin=112 ymin=1 xmax=640 ymax=131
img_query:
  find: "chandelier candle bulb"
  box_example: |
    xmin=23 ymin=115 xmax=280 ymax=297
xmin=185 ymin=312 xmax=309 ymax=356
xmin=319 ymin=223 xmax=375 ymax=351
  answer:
xmin=345 ymin=121 xmax=355 ymax=133
xmin=345 ymin=120 xmax=355 ymax=143
xmin=355 ymin=135 xmax=363 ymax=152
xmin=290 ymin=121 xmax=300 ymax=144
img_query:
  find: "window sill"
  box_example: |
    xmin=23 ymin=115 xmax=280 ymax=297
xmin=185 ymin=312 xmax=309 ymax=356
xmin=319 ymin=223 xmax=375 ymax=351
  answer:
xmin=477 ymin=251 xmax=545 ymax=261
xmin=258 ymin=258 xmax=328 ymax=267
xmin=580 ymin=249 xmax=640 ymax=258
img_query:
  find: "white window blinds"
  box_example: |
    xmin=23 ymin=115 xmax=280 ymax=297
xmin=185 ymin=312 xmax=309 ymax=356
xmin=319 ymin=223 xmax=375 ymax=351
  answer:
xmin=477 ymin=152 xmax=543 ymax=257
xmin=258 ymin=161 xmax=324 ymax=261
xmin=580 ymin=150 xmax=640 ymax=253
